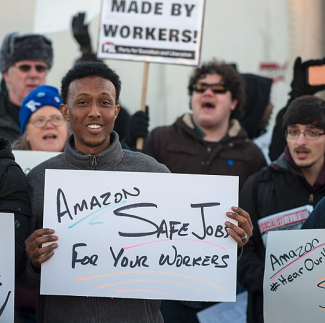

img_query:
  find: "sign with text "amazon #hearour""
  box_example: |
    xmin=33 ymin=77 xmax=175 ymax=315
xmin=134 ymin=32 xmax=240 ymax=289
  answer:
xmin=98 ymin=0 xmax=206 ymax=65
xmin=41 ymin=170 xmax=238 ymax=301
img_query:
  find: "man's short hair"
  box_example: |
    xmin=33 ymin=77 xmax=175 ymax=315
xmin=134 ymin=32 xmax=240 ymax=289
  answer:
xmin=60 ymin=61 xmax=122 ymax=104
xmin=282 ymin=95 xmax=325 ymax=131
xmin=187 ymin=59 xmax=245 ymax=119
xmin=0 ymin=32 xmax=53 ymax=73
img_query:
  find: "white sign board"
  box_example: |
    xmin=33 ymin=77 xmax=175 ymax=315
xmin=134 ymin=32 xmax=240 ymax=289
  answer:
xmin=0 ymin=213 xmax=14 ymax=323
xmin=13 ymin=150 xmax=61 ymax=175
xmin=264 ymin=230 xmax=325 ymax=323
xmin=41 ymin=170 xmax=238 ymax=302
xmin=98 ymin=0 xmax=206 ymax=65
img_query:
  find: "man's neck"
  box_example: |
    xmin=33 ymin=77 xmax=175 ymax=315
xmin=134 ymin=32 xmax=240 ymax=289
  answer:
xmin=8 ymin=90 xmax=21 ymax=106
xmin=301 ymin=163 xmax=324 ymax=186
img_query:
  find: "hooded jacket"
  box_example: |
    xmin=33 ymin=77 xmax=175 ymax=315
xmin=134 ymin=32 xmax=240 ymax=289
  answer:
xmin=143 ymin=113 xmax=267 ymax=191
xmin=239 ymin=74 xmax=273 ymax=139
xmin=238 ymin=153 xmax=325 ymax=323
xmin=21 ymin=132 xmax=169 ymax=323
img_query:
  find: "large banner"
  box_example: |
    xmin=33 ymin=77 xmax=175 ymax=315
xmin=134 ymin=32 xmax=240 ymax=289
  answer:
xmin=41 ymin=170 xmax=239 ymax=302
xmin=98 ymin=0 xmax=206 ymax=65
xmin=0 ymin=213 xmax=14 ymax=323
xmin=264 ymin=230 xmax=325 ymax=322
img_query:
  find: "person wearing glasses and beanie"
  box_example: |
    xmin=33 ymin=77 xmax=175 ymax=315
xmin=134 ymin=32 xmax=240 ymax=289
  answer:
xmin=0 ymin=32 xmax=53 ymax=143
xmin=142 ymin=60 xmax=266 ymax=322
xmin=12 ymin=85 xmax=69 ymax=152
xmin=237 ymin=95 xmax=325 ymax=323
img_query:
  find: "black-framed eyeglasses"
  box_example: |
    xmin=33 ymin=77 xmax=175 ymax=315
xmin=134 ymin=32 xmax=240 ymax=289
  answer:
xmin=192 ymin=83 xmax=228 ymax=94
xmin=31 ymin=115 xmax=65 ymax=128
xmin=14 ymin=63 xmax=48 ymax=73
xmin=285 ymin=129 xmax=325 ymax=141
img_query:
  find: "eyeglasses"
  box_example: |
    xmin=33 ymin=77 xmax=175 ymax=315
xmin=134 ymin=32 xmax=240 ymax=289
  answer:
xmin=31 ymin=115 xmax=65 ymax=128
xmin=14 ymin=63 xmax=48 ymax=73
xmin=285 ymin=129 xmax=325 ymax=141
xmin=192 ymin=83 xmax=228 ymax=94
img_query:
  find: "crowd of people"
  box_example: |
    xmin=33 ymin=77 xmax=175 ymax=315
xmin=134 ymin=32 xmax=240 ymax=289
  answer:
xmin=1 ymin=14 xmax=325 ymax=323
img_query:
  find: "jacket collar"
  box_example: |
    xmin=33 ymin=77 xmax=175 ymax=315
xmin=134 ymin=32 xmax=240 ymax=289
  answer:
xmin=63 ymin=131 xmax=124 ymax=170
xmin=180 ymin=113 xmax=245 ymax=138
xmin=271 ymin=149 xmax=325 ymax=190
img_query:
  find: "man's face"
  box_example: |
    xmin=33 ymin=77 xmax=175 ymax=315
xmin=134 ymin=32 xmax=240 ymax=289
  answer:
xmin=60 ymin=76 xmax=120 ymax=155
xmin=191 ymin=74 xmax=238 ymax=131
xmin=286 ymin=124 xmax=325 ymax=170
xmin=3 ymin=60 xmax=48 ymax=105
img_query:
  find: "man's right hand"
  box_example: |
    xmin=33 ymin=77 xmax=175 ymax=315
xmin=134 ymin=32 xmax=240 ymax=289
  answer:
xmin=25 ymin=228 xmax=58 ymax=271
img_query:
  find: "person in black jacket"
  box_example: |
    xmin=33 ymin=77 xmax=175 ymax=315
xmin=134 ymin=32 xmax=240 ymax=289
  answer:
xmin=238 ymin=95 xmax=325 ymax=323
xmin=0 ymin=137 xmax=31 ymax=276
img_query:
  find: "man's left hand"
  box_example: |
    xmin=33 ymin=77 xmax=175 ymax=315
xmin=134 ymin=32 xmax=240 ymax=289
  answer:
xmin=225 ymin=206 xmax=253 ymax=248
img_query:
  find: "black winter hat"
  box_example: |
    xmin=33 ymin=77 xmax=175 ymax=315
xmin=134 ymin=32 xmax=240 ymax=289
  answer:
xmin=0 ymin=32 xmax=53 ymax=73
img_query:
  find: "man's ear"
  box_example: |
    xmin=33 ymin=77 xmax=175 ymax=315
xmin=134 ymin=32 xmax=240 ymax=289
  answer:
xmin=3 ymin=70 xmax=9 ymax=84
xmin=231 ymin=99 xmax=238 ymax=111
xmin=60 ymin=104 xmax=69 ymax=121
xmin=114 ymin=104 xmax=120 ymax=119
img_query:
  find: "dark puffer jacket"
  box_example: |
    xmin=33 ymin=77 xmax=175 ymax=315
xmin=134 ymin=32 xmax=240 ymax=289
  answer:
xmin=238 ymin=153 xmax=325 ymax=323
xmin=143 ymin=114 xmax=267 ymax=191
xmin=0 ymin=137 xmax=31 ymax=277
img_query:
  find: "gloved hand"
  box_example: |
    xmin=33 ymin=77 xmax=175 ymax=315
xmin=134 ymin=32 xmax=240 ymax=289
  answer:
xmin=72 ymin=12 xmax=92 ymax=52
xmin=289 ymin=56 xmax=325 ymax=99
xmin=125 ymin=106 xmax=149 ymax=150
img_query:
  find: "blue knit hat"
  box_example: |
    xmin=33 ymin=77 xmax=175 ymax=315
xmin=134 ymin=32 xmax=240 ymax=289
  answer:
xmin=19 ymin=85 xmax=62 ymax=134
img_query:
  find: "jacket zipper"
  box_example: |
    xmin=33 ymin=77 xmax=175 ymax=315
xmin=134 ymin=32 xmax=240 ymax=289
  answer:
xmin=91 ymin=155 xmax=98 ymax=169
xmin=309 ymin=193 xmax=314 ymax=205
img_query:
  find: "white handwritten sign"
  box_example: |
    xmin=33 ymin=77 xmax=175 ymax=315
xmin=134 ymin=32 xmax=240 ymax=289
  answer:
xmin=0 ymin=213 xmax=14 ymax=323
xmin=13 ymin=150 xmax=61 ymax=175
xmin=264 ymin=230 xmax=325 ymax=322
xmin=98 ymin=0 xmax=206 ymax=65
xmin=41 ymin=170 xmax=238 ymax=302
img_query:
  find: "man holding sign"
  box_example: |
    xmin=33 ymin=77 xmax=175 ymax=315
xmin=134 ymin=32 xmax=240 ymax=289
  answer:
xmin=21 ymin=61 xmax=252 ymax=323
xmin=238 ymin=95 xmax=325 ymax=323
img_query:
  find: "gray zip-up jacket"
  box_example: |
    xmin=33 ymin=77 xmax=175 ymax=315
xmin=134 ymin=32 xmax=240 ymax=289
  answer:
xmin=22 ymin=132 xmax=169 ymax=323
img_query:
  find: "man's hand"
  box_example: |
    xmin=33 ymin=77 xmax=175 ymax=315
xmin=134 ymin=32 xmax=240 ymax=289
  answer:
xmin=72 ymin=12 xmax=92 ymax=52
xmin=25 ymin=228 xmax=58 ymax=270
xmin=290 ymin=56 xmax=325 ymax=99
xmin=125 ymin=106 xmax=149 ymax=150
xmin=225 ymin=207 xmax=253 ymax=248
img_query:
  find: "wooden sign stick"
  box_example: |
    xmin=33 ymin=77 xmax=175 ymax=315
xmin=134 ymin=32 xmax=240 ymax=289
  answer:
xmin=136 ymin=62 xmax=150 ymax=151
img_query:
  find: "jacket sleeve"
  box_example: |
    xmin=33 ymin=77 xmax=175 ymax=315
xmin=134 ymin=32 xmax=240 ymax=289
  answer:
xmin=16 ymin=168 xmax=45 ymax=289
xmin=0 ymin=164 xmax=32 ymax=278
xmin=301 ymin=196 xmax=325 ymax=229
xmin=237 ymin=173 xmax=265 ymax=294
